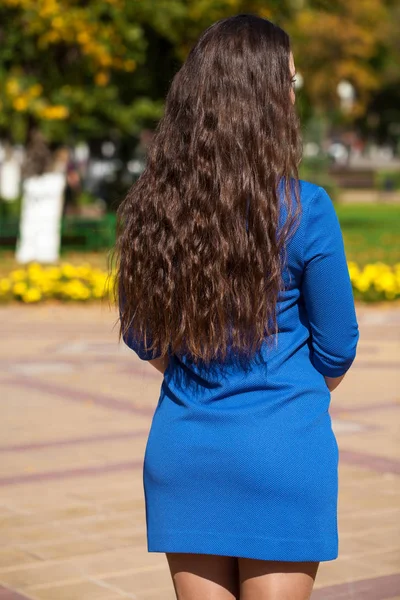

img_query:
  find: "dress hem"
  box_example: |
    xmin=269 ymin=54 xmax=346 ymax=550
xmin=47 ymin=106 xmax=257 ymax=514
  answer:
xmin=147 ymin=529 xmax=338 ymax=562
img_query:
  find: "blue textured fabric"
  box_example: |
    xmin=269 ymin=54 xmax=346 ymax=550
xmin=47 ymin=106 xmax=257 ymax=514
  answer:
xmin=122 ymin=179 xmax=359 ymax=562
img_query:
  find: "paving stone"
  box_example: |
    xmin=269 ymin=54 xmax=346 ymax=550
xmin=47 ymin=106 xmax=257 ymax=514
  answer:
xmin=23 ymin=580 xmax=126 ymax=600
xmin=0 ymin=303 xmax=398 ymax=599
xmin=99 ymin=566 xmax=173 ymax=594
xmin=0 ymin=563 xmax=82 ymax=589
xmin=0 ymin=550 xmax=40 ymax=570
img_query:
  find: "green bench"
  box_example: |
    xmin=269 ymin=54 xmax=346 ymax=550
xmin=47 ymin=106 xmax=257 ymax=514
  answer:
xmin=0 ymin=214 xmax=117 ymax=251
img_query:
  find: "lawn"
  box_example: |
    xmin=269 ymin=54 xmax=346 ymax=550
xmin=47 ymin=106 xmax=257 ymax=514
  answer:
xmin=336 ymin=203 xmax=400 ymax=265
xmin=0 ymin=202 xmax=399 ymax=278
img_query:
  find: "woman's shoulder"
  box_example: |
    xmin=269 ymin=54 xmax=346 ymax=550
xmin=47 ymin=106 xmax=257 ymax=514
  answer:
xmin=280 ymin=178 xmax=334 ymax=226
xmin=297 ymin=179 xmax=338 ymax=224
xmin=297 ymin=179 xmax=330 ymax=205
xmin=281 ymin=179 xmax=339 ymax=251
xmin=293 ymin=180 xmax=343 ymax=260
xmin=281 ymin=177 xmax=332 ymax=209
xmin=293 ymin=179 xmax=338 ymax=230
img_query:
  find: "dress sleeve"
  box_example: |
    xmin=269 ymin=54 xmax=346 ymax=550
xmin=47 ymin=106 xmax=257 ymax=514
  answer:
xmin=119 ymin=288 xmax=162 ymax=361
xmin=301 ymin=186 xmax=359 ymax=377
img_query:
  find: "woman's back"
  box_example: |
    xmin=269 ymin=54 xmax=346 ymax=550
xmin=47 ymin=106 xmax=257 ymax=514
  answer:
xmin=123 ymin=179 xmax=359 ymax=562
xmin=116 ymin=14 xmax=360 ymax=584
xmin=129 ymin=179 xmax=358 ymax=404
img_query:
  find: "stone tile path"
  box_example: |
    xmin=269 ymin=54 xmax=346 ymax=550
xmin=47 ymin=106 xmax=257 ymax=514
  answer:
xmin=0 ymin=302 xmax=399 ymax=599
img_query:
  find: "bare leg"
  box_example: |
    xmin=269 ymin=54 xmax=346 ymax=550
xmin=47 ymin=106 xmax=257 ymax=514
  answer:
xmin=166 ymin=552 xmax=240 ymax=600
xmin=239 ymin=558 xmax=319 ymax=600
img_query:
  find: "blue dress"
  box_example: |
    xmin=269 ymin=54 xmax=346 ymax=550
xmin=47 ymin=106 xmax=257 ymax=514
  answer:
xmin=122 ymin=180 xmax=360 ymax=562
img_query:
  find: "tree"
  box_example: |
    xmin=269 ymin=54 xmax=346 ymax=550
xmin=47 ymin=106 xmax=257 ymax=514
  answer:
xmin=0 ymin=0 xmax=297 ymax=147
xmin=286 ymin=0 xmax=393 ymax=119
xmin=0 ymin=0 xmax=165 ymax=144
xmin=0 ymin=0 xmax=398 ymax=148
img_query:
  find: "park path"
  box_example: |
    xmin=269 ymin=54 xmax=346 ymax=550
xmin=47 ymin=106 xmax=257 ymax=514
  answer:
xmin=0 ymin=302 xmax=399 ymax=599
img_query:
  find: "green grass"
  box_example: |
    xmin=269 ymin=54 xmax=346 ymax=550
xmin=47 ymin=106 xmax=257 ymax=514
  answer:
xmin=336 ymin=203 xmax=400 ymax=266
xmin=0 ymin=203 xmax=399 ymax=278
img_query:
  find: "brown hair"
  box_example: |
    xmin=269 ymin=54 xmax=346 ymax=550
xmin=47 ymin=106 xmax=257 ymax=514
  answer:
xmin=113 ymin=13 xmax=302 ymax=368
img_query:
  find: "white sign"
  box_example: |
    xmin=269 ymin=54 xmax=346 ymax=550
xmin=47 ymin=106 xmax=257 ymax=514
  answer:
xmin=0 ymin=158 xmax=21 ymax=201
xmin=16 ymin=172 xmax=66 ymax=264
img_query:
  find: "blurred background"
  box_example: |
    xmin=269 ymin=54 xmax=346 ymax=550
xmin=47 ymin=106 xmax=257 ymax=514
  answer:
xmin=0 ymin=2 xmax=399 ymax=599
xmin=0 ymin=0 xmax=400 ymax=296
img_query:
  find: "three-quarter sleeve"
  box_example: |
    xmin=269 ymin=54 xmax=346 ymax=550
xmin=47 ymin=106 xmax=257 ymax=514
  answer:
xmin=301 ymin=186 xmax=359 ymax=377
xmin=119 ymin=288 xmax=162 ymax=361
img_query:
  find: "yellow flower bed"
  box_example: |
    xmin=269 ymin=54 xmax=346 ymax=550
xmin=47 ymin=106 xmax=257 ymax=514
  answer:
xmin=0 ymin=262 xmax=114 ymax=304
xmin=0 ymin=261 xmax=399 ymax=304
xmin=348 ymin=261 xmax=400 ymax=302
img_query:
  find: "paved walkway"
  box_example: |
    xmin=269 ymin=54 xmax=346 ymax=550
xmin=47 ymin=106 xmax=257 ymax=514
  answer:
xmin=0 ymin=302 xmax=399 ymax=599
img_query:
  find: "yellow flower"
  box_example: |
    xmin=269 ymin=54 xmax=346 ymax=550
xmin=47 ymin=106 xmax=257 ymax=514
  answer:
xmin=348 ymin=262 xmax=360 ymax=281
xmin=46 ymin=267 xmax=61 ymax=279
xmin=13 ymin=97 xmax=28 ymax=111
xmin=354 ymin=274 xmax=370 ymax=293
xmin=6 ymin=78 xmax=20 ymax=96
xmin=37 ymin=280 xmax=53 ymax=294
xmin=124 ymin=59 xmax=136 ymax=72
xmin=259 ymin=7 xmax=272 ymax=17
xmin=92 ymin=282 xmax=107 ymax=298
xmin=13 ymin=282 xmax=28 ymax=296
xmin=29 ymin=84 xmax=43 ymax=98
xmin=39 ymin=105 xmax=69 ymax=120
xmin=95 ymin=71 xmax=109 ymax=86
xmin=10 ymin=269 xmax=27 ymax=281
xmin=39 ymin=31 xmax=60 ymax=46
xmin=27 ymin=262 xmax=42 ymax=274
xmin=113 ymin=57 xmax=124 ymax=69
xmin=376 ymin=273 xmax=396 ymax=292
xmin=61 ymin=279 xmax=91 ymax=300
xmin=0 ymin=279 xmax=11 ymax=293
xmin=60 ymin=263 xmax=77 ymax=278
xmin=98 ymin=53 xmax=113 ymax=67
xmin=22 ymin=288 xmax=42 ymax=303
xmin=51 ymin=16 xmax=63 ymax=29
xmin=75 ymin=264 xmax=92 ymax=278
xmin=77 ymin=31 xmax=90 ymax=44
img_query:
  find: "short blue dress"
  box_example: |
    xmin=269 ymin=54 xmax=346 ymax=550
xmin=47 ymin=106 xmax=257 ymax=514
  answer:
xmin=122 ymin=180 xmax=360 ymax=562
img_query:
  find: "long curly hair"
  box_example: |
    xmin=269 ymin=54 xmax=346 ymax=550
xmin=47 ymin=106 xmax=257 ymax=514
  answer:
xmin=113 ymin=13 xmax=302 ymax=368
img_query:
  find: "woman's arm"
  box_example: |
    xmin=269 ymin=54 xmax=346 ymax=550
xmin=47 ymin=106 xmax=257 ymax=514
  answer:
xmin=119 ymin=285 xmax=166 ymax=362
xmin=324 ymin=373 xmax=346 ymax=392
xmin=301 ymin=186 xmax=360 ymax=383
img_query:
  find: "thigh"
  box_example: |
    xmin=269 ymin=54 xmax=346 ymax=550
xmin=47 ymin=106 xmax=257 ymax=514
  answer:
xmin=238 ymin=558 xmax=319 ymax=600
xmin=166 ymin=552 xmax=239 ymax=600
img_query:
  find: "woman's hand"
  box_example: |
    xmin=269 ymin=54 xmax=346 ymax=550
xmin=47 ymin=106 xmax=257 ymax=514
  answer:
xmin=149 ymin=355 xmax=170 ymax=375
xmin=324 ymin=373 xmax=346 ymax=392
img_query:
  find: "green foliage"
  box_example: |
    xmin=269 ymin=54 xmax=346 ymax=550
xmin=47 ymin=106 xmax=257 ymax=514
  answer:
xmin=0 ymin=197 xmax=22 ymax=219
xmin=0 ymin=0 xmax=160 ymax=143
xmin=76 ymin=191 xmax=98 ymax=207
xmin=374 ymin=169 xmax=400 ymax=191
xmin=0 ymin=0 xmax=399 ymax=146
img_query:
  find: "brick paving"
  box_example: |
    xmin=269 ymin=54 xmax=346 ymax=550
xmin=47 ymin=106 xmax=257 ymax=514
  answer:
xmin=0 ymin=302 xmax=399 ymax=599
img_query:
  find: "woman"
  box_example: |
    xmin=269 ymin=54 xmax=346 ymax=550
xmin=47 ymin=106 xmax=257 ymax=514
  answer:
xmin=115 ymin=13 xmax=359 ymax=600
